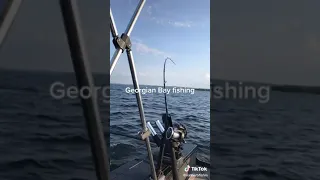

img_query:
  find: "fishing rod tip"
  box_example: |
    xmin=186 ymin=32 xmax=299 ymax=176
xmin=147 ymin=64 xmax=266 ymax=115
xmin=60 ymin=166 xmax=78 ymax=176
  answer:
xmin=165 ymin=57 xmax=176 ymax=65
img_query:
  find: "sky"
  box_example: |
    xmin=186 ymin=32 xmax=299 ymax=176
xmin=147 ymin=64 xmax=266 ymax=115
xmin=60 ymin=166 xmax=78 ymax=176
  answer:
xmin=110 ymin=0 xmax=210 ymax=88
xmin=0 ymin=0 xmax=210 ymax=89
xmin=1 ymin=0 xmax=319 ymax=88
xmin=211 ymin=0 xmax=320 ymax=86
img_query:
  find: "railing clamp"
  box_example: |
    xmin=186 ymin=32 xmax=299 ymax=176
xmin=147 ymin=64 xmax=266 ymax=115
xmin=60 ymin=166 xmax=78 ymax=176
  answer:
xmin=112 ymin=33 xmax=132 ymax=52
xmin=138 ymin=129 xmax=151 ymax=140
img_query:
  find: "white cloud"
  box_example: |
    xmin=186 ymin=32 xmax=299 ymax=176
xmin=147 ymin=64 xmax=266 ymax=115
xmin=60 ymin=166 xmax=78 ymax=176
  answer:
xmin=168 ymin=20 xmax=193 ymax=28
xmin=151 ymin=17 xmax=193 ymax=28
xmin=139 ymin=72 xmax=148 ymax=76
xmin=119 ymin=71 xmax=131 ymax=77
xmin=143 ymin=4 xmax=193 ymax=28
xmin=132 ymin=41 xmax=166 ymax=56
xmin=129 ymin=37 xmax=173 ymax=57
xmin=124 ymin=2 xmax=205 ymax=29
xmin=146 ymin=5 xmax=152 ymax=16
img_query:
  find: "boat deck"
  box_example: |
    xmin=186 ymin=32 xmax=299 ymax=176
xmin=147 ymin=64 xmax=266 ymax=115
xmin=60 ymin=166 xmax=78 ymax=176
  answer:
xmin=110 ymin=159 xmax=210 ymax=180
xmin=110 ymin=144 xmax=210 ymax=180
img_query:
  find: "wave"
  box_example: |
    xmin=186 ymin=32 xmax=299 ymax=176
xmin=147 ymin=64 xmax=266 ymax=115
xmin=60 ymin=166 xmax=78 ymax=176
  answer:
xmin=31 ymin=134 xmax=89 ymax=144
xmin=241 ymin=168 xmax=281 ymax=179
xmin=2 ymin=158 xmax=55 ymax=170
xmin=0 ymin=85 xmax=39 ymax=93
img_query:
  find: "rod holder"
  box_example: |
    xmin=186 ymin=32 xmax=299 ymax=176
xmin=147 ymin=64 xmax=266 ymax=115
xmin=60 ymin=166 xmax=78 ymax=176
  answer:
xmin=147 ymin=122 xmax=157 ymax=136
xmin=155 ymin=120 xmax=165 ymax=133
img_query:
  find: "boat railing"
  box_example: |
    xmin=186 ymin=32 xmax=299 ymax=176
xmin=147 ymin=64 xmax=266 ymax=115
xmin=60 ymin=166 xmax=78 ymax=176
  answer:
xmin=110 ymin=0 xmax=158 ymax=180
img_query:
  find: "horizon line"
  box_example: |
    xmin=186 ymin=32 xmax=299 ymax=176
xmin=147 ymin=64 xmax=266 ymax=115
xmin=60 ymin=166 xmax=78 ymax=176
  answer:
xmin=111 ymin=82 xmax=210 ymax=90
xmin=0 ymin=67 xmax=318 ymax=88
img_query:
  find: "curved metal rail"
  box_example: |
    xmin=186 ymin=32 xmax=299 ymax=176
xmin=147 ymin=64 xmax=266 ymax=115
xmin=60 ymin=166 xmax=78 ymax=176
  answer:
xmin=110 ymin=0 xmax=158 ymax=180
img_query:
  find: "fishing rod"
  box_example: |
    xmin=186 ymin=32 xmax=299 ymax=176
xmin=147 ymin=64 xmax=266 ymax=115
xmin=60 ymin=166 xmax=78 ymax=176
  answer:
xmin=155 ymin=58 xmax=180 ymax=180
xmin=163 ymin=57 xmax=175 ymax=117
xmin=143 ymin=57 xmax=187 ymax=180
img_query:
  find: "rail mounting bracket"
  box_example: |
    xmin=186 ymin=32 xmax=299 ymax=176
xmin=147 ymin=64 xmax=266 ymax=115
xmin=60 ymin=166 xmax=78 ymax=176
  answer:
xmin=112 ymin=33 xmax=132 ymax=52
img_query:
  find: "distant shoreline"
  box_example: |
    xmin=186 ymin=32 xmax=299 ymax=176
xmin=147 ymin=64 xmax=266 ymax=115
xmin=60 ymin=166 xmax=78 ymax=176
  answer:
xmin=1 ymin=68 xmax=319 ymax=94
xmin=270 ymin=85 xmax=320 ymax=95
xmin=111 ymin=83 xmax=210 ymax=91
xmin=211 ymin=79 xmax=320 ymax=95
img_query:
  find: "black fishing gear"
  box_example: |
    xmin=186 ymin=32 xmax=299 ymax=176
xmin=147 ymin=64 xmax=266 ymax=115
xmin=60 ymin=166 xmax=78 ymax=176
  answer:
xmin=166 ymin=123 xmax=188 ymax=143
xmin=144 ymin=57 xmax=190 ymax=180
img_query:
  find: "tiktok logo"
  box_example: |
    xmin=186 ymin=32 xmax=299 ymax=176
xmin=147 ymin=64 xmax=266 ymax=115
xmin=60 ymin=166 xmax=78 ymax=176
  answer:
xmin=184 ymin=165 xmax=190 ymax=172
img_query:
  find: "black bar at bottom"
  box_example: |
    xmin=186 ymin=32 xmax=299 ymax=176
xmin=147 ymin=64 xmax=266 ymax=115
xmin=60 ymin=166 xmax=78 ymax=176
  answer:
xmin=59 ymin=1 xmax=109 ymax=180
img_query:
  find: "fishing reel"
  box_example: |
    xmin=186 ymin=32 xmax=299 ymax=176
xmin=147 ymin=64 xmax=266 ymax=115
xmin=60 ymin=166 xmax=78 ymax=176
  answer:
xmin=146 ymin=120 xmax=187 ymax=146
xmin=166 ymin=123 xmax=187 ymax=143
xmin=165 ymin=122 xmax=187 ymax=160
xmin=146 ymin=115 xmax=188 ymax=161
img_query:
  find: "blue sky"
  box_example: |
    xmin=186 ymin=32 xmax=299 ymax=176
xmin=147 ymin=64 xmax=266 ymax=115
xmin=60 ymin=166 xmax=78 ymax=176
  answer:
xmin=110 ymin=0 xmax=210 ymax=89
